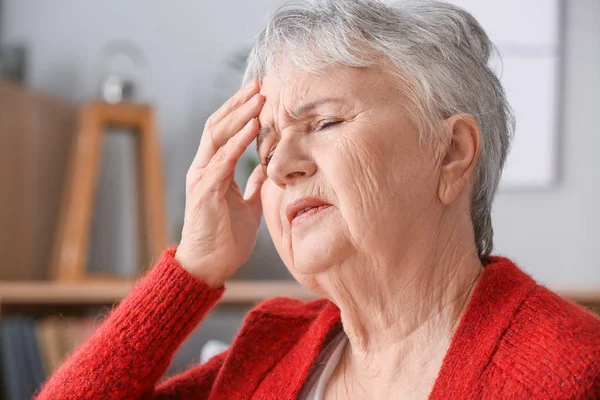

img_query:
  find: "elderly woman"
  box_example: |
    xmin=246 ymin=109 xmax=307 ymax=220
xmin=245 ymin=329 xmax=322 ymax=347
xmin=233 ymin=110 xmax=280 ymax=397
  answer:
xmin=38 ymin=1 xmax=599 ymax=399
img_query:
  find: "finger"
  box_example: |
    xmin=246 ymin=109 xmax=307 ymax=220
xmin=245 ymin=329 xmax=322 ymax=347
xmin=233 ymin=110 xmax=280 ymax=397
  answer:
xmin=205 ymin=79 xmax=259 ymax=128
xmin=207 ymin=118 xmax=260 ymax=184
xmin=190 ymin=78 xmax=258 ymax=170
xmin=243 ymin=165 xmax=266 ymax=223
xmin=203 ymin=93 xmax=264 ymax=158
xmin=194 ymin=93 xmax=265 ymax=168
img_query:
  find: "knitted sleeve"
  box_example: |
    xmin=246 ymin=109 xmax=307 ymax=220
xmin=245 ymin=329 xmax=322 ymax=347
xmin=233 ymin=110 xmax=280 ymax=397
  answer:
xmin=150 ymin=350 xmax=229 ymax=399
xmin=34 ymin=248 xmax=225 ymax=400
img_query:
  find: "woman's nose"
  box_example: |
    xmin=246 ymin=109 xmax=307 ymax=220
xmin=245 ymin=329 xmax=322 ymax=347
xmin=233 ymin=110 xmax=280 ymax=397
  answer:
xmin=267 ymin=137 xmax=316 ymax=189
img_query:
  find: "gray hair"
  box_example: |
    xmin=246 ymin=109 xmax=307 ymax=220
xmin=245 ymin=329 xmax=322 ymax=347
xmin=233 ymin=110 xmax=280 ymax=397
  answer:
xmin=243 ymin=0 xmax=515 ymax=259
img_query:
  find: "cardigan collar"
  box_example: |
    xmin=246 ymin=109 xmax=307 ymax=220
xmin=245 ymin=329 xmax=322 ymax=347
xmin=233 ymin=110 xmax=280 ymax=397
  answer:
xmin=255 ymin=256 xmax=537 ymax=399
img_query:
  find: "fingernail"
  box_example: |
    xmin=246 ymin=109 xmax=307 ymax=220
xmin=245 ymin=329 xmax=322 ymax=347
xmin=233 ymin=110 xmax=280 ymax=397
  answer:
xmin=245 ymin=80 xmax=255 ymax=90
xmin=251 ymin=94 xmax=263 ymax=104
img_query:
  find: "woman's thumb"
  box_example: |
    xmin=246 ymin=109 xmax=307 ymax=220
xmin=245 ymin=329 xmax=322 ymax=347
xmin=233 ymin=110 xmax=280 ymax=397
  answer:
xmin=243 ymin=165 xmax=266 ymax=222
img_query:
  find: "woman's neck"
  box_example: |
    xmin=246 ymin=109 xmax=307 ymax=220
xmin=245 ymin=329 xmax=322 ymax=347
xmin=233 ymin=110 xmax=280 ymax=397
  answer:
xmin=320 ymin=219 xmax=483 ymax=398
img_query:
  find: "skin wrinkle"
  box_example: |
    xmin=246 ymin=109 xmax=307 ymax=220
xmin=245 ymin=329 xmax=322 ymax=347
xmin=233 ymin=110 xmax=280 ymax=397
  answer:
xmin=334 ymin=122 xmax=380 ymax=252
xmin=338 ymin=116 xmax=409 ymax=258
xmin=258 ymin=64 xmax=483 ymax=399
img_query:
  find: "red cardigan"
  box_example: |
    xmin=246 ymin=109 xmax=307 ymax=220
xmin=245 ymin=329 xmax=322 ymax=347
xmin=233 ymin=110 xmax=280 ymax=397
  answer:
xmin=36 ymin=249 xmax=600 ymax=399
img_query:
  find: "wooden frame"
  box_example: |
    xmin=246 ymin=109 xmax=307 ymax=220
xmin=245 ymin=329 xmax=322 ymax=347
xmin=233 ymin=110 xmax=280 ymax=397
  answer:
xmin=49 ymin=101 xmax=167 ymax=281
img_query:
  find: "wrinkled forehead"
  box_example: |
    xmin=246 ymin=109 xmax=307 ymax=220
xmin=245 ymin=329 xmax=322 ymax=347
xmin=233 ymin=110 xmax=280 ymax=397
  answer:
xmin=259 ymin=69 xmax=334 ymax=110
xmin=259 ymin=63 xmax=394 ymax=110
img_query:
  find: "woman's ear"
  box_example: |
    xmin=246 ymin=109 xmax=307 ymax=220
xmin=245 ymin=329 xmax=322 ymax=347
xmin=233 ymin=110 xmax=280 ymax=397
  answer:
xmin=438 ymin=114 xmax=481 ymax=205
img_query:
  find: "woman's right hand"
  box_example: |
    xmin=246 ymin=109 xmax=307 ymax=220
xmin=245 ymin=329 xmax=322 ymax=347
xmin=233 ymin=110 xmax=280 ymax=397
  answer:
xmin=175 ymin=79 xmax=266 ymax=288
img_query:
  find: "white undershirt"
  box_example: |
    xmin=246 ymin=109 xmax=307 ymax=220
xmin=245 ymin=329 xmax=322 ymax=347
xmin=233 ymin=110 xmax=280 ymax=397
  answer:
xmin=305 ymin=333 xmax=348 ymax=399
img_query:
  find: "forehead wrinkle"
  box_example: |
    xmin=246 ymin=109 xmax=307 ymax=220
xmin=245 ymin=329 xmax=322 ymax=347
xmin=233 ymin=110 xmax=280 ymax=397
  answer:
xmin=289 ymin=97 xmax=346 ymax=120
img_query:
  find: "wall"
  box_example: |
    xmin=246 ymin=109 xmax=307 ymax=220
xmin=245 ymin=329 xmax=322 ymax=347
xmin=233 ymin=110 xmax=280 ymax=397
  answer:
xmin=1 ymin=0 xmax=598 ymax=288
xmin=492 ymin=0 xmax=600 ymax=287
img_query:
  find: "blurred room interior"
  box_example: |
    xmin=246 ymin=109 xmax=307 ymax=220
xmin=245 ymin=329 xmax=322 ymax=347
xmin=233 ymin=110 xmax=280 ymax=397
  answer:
xmin=0 ymin=0 xmax=599 ymax=398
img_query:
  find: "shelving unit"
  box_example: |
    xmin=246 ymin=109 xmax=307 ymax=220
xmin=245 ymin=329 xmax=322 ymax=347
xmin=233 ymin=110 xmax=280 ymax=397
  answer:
xmin=557 ymin=289 xmax=600 ymax=307
xmin=0 ymin=280 xmax=316 ymax=307
xmin=0 ymin=280 xmax=598 ymax=310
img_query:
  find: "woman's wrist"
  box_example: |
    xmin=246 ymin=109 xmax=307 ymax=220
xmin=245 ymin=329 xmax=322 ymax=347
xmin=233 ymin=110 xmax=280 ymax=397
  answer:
xmin=174 ymin=249 xmax=226 ymax=289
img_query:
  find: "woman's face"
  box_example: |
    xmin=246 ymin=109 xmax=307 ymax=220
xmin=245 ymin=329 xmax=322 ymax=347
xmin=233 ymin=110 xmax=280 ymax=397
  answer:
xmin=258 ymin=65 xmax=442 ymax=282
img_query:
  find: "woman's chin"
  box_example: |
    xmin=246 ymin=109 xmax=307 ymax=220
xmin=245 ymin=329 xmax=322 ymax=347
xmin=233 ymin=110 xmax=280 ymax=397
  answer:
xmin=289 ymin=257 xmax=331 ymax=276
xmin=289 ymin=233 xmax=351 ymax=276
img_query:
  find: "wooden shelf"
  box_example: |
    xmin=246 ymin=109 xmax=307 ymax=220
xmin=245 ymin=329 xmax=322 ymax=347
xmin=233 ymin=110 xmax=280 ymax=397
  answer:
xmin=0 ymin=280 xmax=316 ymax=305
xmin=0 ymin=280 xmax=598 ymax=306
xmin=553 ymin=289 xmax=600 ymax=305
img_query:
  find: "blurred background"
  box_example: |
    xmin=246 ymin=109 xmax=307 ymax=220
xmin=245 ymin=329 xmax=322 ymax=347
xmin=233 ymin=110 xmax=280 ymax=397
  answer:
xmin=0 ymin=0 xmax=599 ymax=398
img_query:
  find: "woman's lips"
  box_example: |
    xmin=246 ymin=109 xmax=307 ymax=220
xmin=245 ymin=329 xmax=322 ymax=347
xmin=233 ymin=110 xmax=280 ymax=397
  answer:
xmin=286 ymin=197 xmax=331 ymax=225
xmin=291 ymin=204 xmax=332 ymax=226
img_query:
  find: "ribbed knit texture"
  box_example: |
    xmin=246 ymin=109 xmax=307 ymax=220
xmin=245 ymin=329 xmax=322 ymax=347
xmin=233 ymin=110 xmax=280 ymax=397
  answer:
xmin=35 ymin=252 xmax=600 ymax=399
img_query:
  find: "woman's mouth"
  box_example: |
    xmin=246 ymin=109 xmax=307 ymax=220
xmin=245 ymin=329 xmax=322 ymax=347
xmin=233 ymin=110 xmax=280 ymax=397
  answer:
xmin=293 ymin=204 xmax=331 ymax=224
xmin=286 ymin=197 xmax=332 ymax=226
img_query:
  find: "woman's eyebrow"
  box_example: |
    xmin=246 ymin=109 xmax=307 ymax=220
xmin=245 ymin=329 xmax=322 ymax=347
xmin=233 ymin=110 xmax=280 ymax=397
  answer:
xmin=257 ymin=124 xmax=273 ymax=150
xmin=257 ymin=97 xmax=345 ymax=149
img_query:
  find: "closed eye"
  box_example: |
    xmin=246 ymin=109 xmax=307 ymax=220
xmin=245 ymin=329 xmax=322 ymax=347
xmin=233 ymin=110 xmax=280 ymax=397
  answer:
xmin=260 ymin=120 xmax=343 ymax=167
xmin=261 ymin=148 xmax=276 ymax=167
xmin=316 ymin=120 xmax=343 ymax=131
